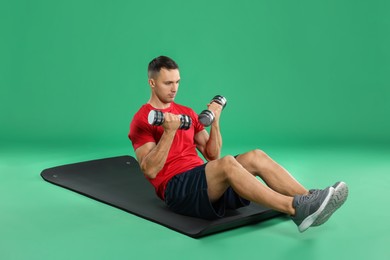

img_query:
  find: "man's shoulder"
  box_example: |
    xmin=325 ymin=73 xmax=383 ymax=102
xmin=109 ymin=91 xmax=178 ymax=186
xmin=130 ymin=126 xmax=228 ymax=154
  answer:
xmin=134 ymin=103 xmax=152 ymax=116
xmin=130 ymin=104 xmax=152 ymax=126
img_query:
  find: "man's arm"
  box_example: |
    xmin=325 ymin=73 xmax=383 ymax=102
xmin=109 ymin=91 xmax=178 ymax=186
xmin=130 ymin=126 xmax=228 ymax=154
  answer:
xmin=135 ymin=113 xmax=180 ymax=179
xmin=195 ymin=102 xmax=223 ymax=161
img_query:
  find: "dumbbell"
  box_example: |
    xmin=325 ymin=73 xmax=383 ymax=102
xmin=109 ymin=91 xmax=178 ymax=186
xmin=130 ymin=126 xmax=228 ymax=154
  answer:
xmin=198 ymin=95 xmax=227 ymax=126
xmin=148 ymin=110 xmax=192 ymax=130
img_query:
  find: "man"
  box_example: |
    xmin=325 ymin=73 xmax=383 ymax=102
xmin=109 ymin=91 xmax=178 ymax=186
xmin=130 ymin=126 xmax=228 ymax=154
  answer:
xmin=129 ymin=56 xmax=348 ymax=232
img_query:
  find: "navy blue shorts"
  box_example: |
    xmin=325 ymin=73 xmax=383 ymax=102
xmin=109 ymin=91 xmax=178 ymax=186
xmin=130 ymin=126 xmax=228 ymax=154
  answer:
xmin=164 ymin=164 xmax=250 ymax=220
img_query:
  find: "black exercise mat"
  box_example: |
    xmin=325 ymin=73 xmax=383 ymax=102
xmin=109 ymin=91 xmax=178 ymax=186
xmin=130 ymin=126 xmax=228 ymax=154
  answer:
xmin=41 ymin=155 xmax=282 ymax=238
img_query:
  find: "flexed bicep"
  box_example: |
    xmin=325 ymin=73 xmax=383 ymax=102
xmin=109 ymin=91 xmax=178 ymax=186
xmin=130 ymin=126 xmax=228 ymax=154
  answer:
xmin=195 ymin=129 xmax=212 ymax=161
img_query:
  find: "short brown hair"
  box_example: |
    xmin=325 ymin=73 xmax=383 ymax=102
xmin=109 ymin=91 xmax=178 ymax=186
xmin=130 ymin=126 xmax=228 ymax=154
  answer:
xmin=148 ymin=56 xmax=179 ymax=79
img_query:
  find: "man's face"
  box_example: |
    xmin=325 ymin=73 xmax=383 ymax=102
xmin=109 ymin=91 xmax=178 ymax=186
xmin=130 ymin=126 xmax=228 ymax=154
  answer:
xmin=150 ymin=68 xmax=180 ymax=104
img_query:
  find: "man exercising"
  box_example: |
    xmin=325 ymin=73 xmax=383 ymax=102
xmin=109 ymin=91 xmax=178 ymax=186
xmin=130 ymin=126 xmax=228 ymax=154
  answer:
xmin=128 ymin=56 xmax=348 ymax=232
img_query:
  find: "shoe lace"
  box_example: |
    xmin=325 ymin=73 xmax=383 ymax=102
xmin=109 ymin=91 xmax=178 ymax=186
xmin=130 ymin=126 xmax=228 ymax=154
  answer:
xmin=295 ymin=192 xmax=318 ymax=206
xmin=296 ymin=194 xmax=310 ymax=204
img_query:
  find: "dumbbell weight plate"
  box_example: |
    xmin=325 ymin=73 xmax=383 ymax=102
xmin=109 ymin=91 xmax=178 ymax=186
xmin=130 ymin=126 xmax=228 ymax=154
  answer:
xmin=179 ymin=114 xmax=192 ymax=130
xmin=213 ymin=95 xmax=227 ymax=108
xmin=198 ymin=109 xmax=215 ymax=127
xmin=148 ymin=110 xmax=164 ymax=126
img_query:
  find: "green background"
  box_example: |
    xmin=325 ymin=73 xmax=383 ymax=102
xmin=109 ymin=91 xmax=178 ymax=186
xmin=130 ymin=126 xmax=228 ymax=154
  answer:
xmin=1 ymin=0 xmax=390 ymax=259
xmin=2 ymin=0 xmax=389 ymax=146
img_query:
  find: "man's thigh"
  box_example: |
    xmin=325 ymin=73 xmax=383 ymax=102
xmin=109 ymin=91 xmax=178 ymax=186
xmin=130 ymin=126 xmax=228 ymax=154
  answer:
xmin=204 ymin=156 xmax=235 ymax=202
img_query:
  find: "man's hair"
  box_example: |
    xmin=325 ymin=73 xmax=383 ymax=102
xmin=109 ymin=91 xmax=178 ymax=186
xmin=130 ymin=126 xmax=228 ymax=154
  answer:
xmin=148 ymin=56 xmax=179 ymax=79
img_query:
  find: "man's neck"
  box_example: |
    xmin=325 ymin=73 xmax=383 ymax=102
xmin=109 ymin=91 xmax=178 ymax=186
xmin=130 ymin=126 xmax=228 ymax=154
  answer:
xmin=147 ymin=98 xmax=172 ymax=110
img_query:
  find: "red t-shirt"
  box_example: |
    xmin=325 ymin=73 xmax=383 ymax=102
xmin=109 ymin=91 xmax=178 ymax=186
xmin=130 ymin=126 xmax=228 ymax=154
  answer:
xmin=128 ymin=102 xmax=205 ymax=200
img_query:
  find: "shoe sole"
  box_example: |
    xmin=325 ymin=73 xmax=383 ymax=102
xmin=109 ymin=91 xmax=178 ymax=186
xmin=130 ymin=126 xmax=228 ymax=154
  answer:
xmin=312 ymin=182 xmax=349 ymax=226
xmin=298 ymin=187 xmax=335 ymax=232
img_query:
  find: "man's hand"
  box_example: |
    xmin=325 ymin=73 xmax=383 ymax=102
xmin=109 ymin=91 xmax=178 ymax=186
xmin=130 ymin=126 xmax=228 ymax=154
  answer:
xmin=162 ymin=112 xmax=182 ymax=132
xmin=207 ymin=102 xmax=223 ymax=122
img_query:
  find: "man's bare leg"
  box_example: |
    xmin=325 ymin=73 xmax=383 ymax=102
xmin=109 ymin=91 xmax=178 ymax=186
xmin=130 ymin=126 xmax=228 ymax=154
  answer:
xmin=205 ymin=155 xmax=296 ymax=216
xmin=205 ymin=153 xmax=343 ymax=232
xmin=235 ymin=149 xmax=308 ymax=196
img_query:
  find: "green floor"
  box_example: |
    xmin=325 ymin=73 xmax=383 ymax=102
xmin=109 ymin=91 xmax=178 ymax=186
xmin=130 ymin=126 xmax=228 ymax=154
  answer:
xmin=1 ymin=142 xmax=389 ymax=260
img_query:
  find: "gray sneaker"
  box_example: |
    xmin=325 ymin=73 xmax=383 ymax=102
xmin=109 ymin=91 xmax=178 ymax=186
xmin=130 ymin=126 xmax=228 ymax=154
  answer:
xmin=292 ymin=187 xmax=334 ymax=232
xmin=310 ymin=181 xmax=349 ymax=226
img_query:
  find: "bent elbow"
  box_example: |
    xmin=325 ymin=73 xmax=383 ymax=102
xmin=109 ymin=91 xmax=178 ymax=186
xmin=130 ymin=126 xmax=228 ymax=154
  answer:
xmin=140 ymin=163 xmax=158 ymax=179
xmin=145 ymin=171 xmax=157 ymax=179
xmin=205 ymin=150 xmax=221 ymax=161
xmin=204 ymin=145 xmax=222 ymax=162
xmin=144 ymin=173 xmax=157 ymax=180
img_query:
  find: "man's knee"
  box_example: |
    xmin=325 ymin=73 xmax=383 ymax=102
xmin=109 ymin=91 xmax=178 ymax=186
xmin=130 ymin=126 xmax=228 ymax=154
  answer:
xmin=219 ymin=155 xmax=243 ymax=177
xmin=220 ymin=155 xmax=237 ymax=168
xmin=251 ymin=149 xmax=269 ymax=160
xmin=243 ymin=149 xmax=269 ymax=162
xmin=206 ymin=155 xmax=239 ymax=185
xmin=242 ymin=149 xmax=271 ymax=168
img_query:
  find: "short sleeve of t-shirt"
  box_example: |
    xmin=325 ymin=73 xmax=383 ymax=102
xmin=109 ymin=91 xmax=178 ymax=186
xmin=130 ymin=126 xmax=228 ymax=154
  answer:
xmin=129 ymin=106 xmax=155 ymax=150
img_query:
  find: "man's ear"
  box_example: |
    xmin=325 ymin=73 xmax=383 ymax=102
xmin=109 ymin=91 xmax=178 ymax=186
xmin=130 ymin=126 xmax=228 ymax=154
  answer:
xmin=148 ymin=78 xmax=155 ymax=88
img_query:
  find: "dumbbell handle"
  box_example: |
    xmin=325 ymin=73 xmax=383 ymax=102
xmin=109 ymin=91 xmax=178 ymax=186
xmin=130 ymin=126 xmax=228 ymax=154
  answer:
xmin=148 ymin=110 xmax=192 ymax=130
xmin=198 ymin=95 xmax=227 ymax=126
